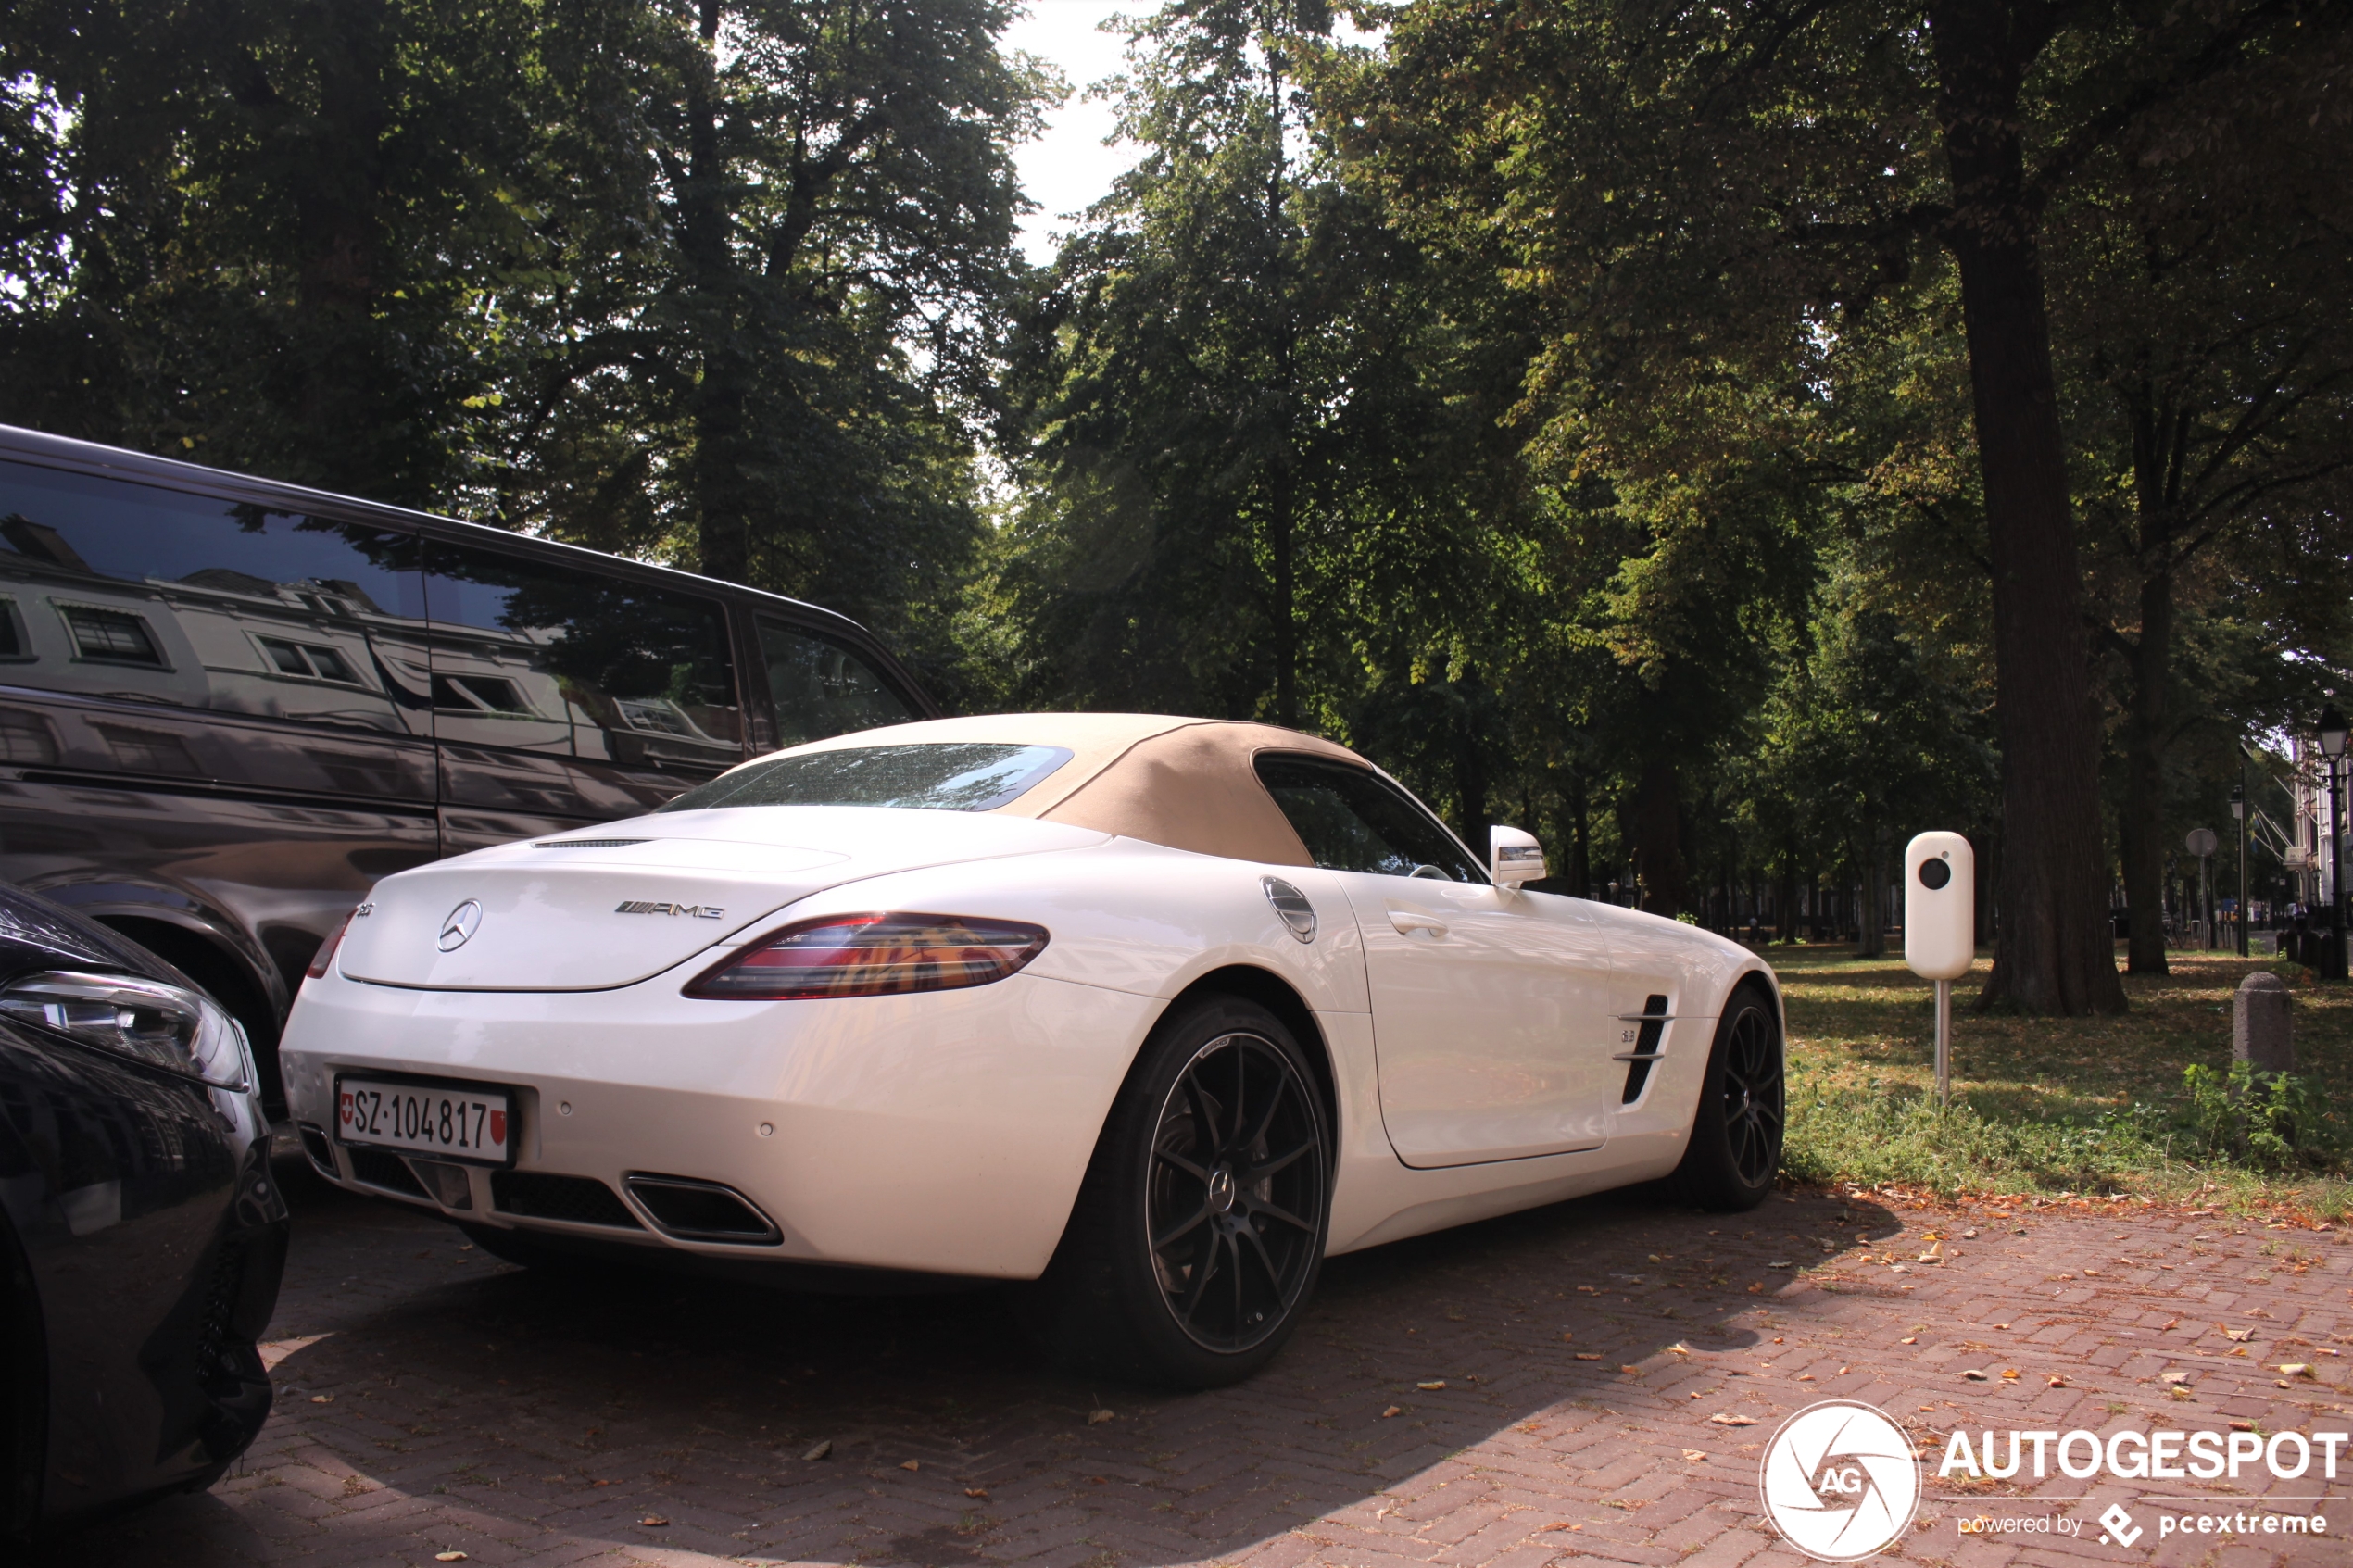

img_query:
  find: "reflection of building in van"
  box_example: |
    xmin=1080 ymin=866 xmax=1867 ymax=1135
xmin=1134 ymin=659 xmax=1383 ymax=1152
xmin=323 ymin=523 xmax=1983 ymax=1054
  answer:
xmin=0 ymin=427 xmax=935 ymax=1118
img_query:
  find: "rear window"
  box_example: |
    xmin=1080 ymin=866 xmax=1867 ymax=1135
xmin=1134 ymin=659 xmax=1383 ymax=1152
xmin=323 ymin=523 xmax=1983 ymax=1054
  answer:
xmin=656 ymin=743 xmax=1072 ymax=814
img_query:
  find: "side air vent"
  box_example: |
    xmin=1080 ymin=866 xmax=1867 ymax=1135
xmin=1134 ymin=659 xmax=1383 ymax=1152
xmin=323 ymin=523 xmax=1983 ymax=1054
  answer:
xmin=1617 ymin=995 xmax=1671 ymax=1105
xmin=296 ymin=1123 xmax=338 ymax=1179
xmin=491 ymin=1170 xmax=644 ymax=1230
xmin=347 ymin=1148 xmax=432 ymax=1201
xmin=623 ymin=1174 xmax=782 ymax=1244
xmin=535 ymin=838 xmax=650 ymax=849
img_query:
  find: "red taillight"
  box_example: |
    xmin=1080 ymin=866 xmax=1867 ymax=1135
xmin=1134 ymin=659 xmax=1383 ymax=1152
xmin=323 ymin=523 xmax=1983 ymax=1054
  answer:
xmin=683 ymin=913 xmax=1049 ymax=1001
xmin=306 ymin=909 xmax=357 ymax=982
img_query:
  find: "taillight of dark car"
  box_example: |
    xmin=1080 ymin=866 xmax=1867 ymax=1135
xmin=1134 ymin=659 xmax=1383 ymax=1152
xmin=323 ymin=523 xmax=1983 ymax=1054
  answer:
xmin=683 ymin=913 xmax=1049 ymax=1001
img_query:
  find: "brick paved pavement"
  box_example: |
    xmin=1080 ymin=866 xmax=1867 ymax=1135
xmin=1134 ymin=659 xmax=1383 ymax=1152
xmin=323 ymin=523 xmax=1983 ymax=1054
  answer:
xmin=41 ymin=1165 xmax=2353 ymax=1568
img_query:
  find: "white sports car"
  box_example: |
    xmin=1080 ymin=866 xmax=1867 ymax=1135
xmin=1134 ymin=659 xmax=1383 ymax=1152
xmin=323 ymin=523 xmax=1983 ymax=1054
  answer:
xmin=281 ymin=714 xmax=1783 ymax=1386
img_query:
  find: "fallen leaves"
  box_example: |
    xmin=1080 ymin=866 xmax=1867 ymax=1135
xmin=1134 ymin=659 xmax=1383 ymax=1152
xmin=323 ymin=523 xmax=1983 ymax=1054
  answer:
xmin=1682 ymin=1449 xmax=1708 ymax=1461
xmin=1899 ymin=1336 xmax=1918 ymax=1345
xmin=1088 ymin=1409 xmax=1115 ymax=1424
xmin=900 ymin=1460 xmax=921 ymax=1473
xmin=1963 ymin=1370 xmax=1989 ymax=1381
xmin=1416 ymin=1381 xmax=1446 ymax=1391
xmin=964 ymin=1487 xmax=989 ymax=1500
xmin=1382 ymin=1405 xmax=1403 ymax=1418
xmin=309 ymin=1394 xmax=334 ymax=1404
xmin=1573 ymin=1352 xmax=1601 ymax=1361
xmin=1708 ymin=1413 xmax=1758 ymax=1426
xmin=802 ymin=1440 xmax=832 ymax=1461
xmin=2282 ymin=1363 xmax=2316 ymax=1379
xmin=2000 ymin=1369 xmax=2020 ymax=1381
xmin=2221 ymin=1325 xmax=2256 ymax=1342
xmin=2046 ymin=1375 xmax=2067 ymax=1388
xmin=434 ymin=1556 xmax=468 ymax=1563
xmin=638 ymin=1516 xmax=669 ymax=1527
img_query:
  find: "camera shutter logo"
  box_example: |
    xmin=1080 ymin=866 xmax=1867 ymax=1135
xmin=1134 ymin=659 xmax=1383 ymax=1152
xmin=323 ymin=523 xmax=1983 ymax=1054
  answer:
xmin=436 ymin=900 xmax=484 ymax=952
xmin=1757 ymin=1400 xmax=1922 ymax=1561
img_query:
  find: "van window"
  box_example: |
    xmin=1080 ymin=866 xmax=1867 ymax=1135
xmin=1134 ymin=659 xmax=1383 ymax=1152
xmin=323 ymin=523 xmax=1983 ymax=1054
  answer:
xmin=0 ymin=460 xmax=431 ymax=734
xmin=758 ymin=619 xmax=913 ymax=746
xmin=423 ymin=541 xmax=742 ymax=768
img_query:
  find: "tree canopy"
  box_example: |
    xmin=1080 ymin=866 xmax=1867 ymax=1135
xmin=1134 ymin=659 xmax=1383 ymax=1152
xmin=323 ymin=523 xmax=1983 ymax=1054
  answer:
xmin=3 ymin=0 xmax=2347 ymax=1011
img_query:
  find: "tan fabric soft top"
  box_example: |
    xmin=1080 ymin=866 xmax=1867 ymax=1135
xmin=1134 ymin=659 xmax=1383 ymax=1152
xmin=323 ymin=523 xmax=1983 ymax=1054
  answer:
xmin=778 ymin=712 xmax=1368 ymax=864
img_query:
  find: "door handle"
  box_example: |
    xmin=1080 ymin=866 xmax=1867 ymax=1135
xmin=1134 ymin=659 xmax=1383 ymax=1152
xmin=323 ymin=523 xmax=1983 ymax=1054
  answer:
xmin=1389 ymin=910 xmax=1449 ymax=937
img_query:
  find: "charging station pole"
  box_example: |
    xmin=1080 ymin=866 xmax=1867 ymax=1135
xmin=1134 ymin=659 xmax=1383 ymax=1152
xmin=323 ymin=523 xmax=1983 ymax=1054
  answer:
xmin=1905 ymin=833 xmax=1976 ymax=1110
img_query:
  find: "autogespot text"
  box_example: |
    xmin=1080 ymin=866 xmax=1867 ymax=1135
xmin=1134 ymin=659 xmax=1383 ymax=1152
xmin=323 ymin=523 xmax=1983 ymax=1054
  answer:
xmin=1939 ymin=1425 xmax=2351 ymax=1481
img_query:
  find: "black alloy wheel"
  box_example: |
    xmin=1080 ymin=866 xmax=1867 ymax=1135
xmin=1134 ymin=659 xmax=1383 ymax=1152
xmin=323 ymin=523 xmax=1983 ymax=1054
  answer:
xmin=1146 ymin=1030 xmax=1325 ymax=1353
xmin=1666 ymin=985 xmax=1784 ymax=1210
xmin=1025 ymin=995 xmax=1331 ymax=1388
xmin=1718 ymin=1002 xmax=1784 ymax=1189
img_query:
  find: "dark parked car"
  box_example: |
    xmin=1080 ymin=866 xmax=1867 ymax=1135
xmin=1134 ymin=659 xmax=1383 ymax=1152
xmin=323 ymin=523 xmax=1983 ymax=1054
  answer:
xmin=0 ymin=425 xmax=940 ymax=1120
xmin=0 ymin=881 xmax=286 ymax=1541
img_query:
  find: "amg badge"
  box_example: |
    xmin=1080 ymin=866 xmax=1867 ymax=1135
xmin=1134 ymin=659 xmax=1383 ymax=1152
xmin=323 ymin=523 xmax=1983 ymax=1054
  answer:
xmin=615 ymin=900 xmax=727 ymax=919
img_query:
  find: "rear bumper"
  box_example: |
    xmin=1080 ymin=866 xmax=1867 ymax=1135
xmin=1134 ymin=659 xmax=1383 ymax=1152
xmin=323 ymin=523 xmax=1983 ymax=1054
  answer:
xmin=278 ymin=967 xmax=1163 ymax=1279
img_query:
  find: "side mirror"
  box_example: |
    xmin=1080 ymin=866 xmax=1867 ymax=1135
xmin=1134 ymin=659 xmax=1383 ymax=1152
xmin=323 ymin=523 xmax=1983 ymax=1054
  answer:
xmin=1491 ymin=825 xmax=1546 ymax=889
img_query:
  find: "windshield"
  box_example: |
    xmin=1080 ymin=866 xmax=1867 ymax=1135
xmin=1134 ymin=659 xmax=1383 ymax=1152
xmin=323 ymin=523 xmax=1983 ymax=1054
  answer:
xmin=656 ymin=743 xmax=1073 ymax=814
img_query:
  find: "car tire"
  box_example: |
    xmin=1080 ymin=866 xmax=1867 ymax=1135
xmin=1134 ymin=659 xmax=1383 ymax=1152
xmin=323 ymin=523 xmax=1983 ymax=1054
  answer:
xmin=1024 ymin=994 xmax=1332 ymax=1390
xmin=1665 ymin=983 xmax=1784 ymax=1211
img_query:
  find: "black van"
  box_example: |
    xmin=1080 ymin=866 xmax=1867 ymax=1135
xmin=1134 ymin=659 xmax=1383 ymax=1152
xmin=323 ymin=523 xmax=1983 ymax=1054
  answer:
xmin=0 ymin=425 xmax=938 ymax=1116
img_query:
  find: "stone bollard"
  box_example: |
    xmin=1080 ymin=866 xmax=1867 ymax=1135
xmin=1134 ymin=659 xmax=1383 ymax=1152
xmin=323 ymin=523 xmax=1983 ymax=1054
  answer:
xmin=2233 ymin=972 xmax=2295 ymax=1076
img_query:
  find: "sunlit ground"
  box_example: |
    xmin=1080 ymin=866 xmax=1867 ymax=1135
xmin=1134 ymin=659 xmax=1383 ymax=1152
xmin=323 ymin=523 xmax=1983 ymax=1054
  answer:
xmin=1766 ymin=943 xmax=2353 ymax=1210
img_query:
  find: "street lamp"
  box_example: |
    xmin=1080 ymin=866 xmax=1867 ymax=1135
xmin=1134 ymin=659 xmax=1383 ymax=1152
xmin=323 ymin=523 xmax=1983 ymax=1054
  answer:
xmin=2322 ymin=707 xmax=2348 ymax=979
xmin=2230 ymin=782 xmax=2248 ymax=957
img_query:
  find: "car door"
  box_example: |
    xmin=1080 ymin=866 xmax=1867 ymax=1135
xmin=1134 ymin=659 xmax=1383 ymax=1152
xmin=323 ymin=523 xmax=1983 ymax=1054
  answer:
xmin=1253 ymin=754 xmax=1621 ymax=1168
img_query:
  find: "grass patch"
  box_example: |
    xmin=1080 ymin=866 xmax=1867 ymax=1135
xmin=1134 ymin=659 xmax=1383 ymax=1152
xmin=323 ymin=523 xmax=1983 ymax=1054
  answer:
xmin=1771 ymin=945 xmax=2353 ymax=1204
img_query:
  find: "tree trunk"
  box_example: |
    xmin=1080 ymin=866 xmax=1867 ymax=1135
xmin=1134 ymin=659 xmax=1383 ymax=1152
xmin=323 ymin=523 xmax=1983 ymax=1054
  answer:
xmin=1931 ymin=0 xmax=2127 ymax=1014
xmin=1566 ymin=770 xmax=1592 ymax=897
xmin=1633 ymin=757 xmax=1685 ymax=916
xmin=2117 ymin=390 xmax=2192 ymax=974
xmin=288 ymin=1 xmax=392 ymax=495
xmin=683 ymin=0 xmax=752 ymax=586
xmin=1270 ymin=465 xmax=1297 ymax=727
xmin=1856 ymin=834 xmax=1886 ymax=958
xmin=2119 ymin=564 xmax=2174 ymax=973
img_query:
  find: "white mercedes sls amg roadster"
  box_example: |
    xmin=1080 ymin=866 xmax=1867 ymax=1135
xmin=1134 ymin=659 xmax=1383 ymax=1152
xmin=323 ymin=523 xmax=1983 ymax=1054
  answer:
xmin=281 ymin=713 xmax=1783 ymax=1386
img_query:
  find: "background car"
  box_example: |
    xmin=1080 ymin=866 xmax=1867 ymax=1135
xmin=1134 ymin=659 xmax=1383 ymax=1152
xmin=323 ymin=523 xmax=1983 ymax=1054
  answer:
xmin=280 ymin=713 xmax=1782 ymax=1387
xmin=0 ymin=423 xmax=937 ymax=1123
xmin=0 ymin=882 xmax=286 ymax=1543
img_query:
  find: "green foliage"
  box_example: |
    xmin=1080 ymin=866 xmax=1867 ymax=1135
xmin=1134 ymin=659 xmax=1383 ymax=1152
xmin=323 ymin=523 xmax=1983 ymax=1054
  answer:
xmin=2179 ymin=1062 xmax=2337 ymax=1173
xmin=0 ymin=0 xmax=1047 ymax=703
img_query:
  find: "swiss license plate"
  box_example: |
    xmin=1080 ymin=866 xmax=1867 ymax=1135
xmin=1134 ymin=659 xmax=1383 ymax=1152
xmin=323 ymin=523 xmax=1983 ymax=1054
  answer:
xmin=335 ymin=1076 xmax=514 ymax=1166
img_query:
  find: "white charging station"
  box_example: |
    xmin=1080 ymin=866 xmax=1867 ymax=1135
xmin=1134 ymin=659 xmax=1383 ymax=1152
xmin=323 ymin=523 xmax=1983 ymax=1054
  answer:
xmin=1904 ymin=831 xmax=1975 ymax=1106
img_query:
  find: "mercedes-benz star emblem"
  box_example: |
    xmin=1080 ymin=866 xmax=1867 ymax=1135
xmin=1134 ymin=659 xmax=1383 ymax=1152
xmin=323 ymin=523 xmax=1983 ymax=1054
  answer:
xmin=436 ymin=899 xmax=484 ymax=952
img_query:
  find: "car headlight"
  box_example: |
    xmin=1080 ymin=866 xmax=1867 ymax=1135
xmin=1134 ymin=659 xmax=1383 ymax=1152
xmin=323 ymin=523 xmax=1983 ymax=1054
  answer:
xmin=0 ymin=970 xmax=255 ymax=1089
xmin=683 ymin=912 xmax=1049 ymax=1000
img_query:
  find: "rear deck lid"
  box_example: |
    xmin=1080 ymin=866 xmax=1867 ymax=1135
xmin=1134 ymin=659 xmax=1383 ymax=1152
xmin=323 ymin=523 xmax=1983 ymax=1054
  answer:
xmin=335 ymin=807 xmax=1108 ymax=991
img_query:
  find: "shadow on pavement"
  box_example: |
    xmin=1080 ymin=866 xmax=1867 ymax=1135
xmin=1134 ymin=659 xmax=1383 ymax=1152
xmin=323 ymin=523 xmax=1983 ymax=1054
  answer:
xmin=40 ymin=1167 xmax=1898 ymax=1566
